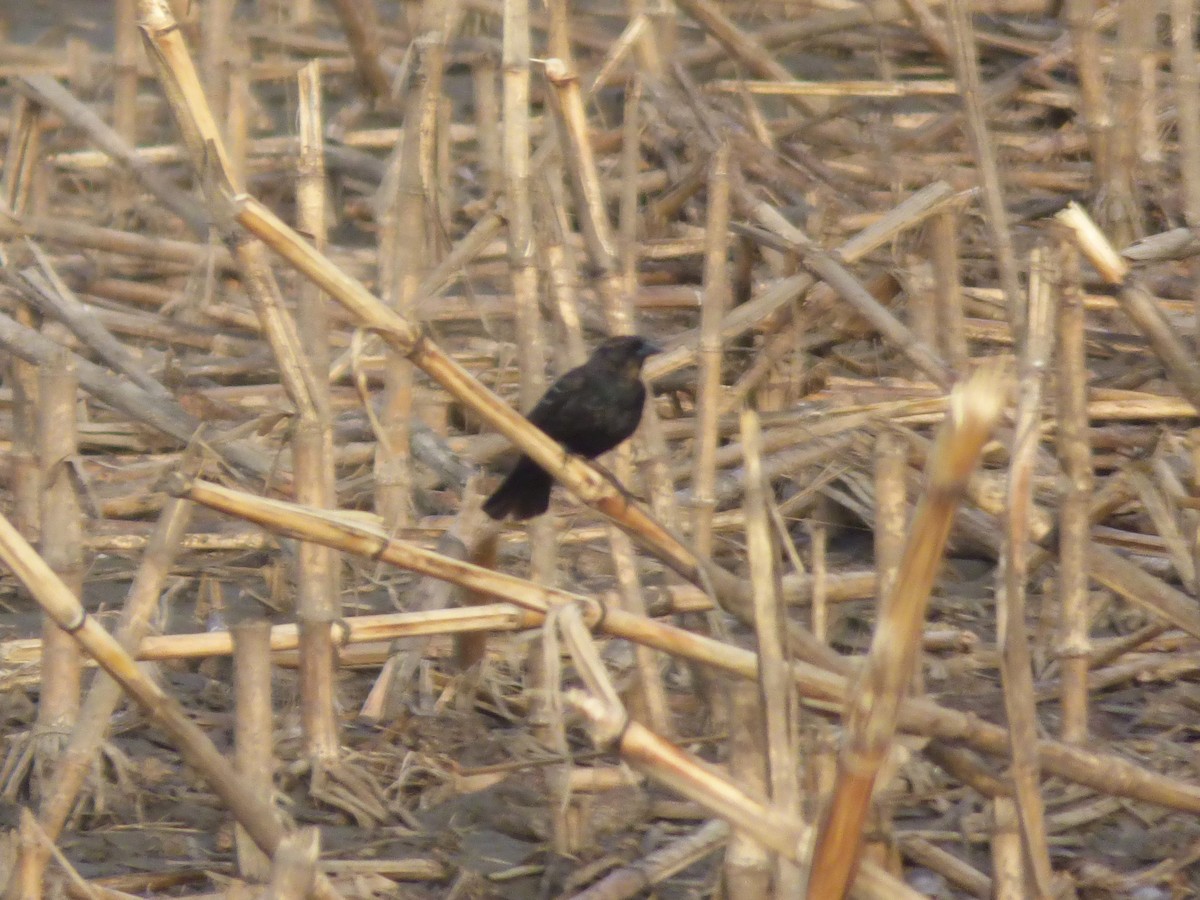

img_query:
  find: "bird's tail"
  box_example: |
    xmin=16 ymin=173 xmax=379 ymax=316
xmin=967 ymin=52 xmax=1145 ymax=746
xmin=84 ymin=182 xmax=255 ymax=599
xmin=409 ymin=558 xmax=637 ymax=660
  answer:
xmin=483 ymin=458 xmax=553 ymax=520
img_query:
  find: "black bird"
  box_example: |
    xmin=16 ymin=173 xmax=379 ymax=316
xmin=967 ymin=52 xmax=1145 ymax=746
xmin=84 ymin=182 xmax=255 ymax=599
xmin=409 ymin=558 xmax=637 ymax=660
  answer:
xmin=483 ymin=335 xmax=662 ymax=520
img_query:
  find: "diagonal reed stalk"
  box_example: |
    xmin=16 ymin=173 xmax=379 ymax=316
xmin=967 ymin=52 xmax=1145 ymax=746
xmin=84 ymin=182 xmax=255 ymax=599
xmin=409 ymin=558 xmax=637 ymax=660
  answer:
xmin=805 ymin=366 xmax=1006 ymax=898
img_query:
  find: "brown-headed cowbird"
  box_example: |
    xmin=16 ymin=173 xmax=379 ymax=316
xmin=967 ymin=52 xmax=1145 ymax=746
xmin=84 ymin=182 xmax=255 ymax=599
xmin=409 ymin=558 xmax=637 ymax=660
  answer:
xmin=483 ymin=335 xmax=661 ymax=520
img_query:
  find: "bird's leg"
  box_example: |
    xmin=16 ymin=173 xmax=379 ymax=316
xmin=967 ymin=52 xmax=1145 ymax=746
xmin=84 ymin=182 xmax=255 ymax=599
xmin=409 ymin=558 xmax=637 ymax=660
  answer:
xmin=588 ymin=457 xmax=645 ymax=506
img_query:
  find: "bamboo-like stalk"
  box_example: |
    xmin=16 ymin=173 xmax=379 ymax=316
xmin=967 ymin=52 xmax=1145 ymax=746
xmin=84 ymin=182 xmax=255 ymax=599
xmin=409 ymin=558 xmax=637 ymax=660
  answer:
xmin=997 ymin=248 xmax=1054 ymax=895
xmin=0 ymin=509 xmax=346 ymax=900
xmin=294 ymin=58 xmax=343 ymax=757
xmin=34 ymin=349 xmax=84 ymax=787
xmin=805 ymin=368 xmax=1005 ymax=899
xmin=1056 ymin=240 xmax=1092 ymax=744
xmin=741 ymin=407 xmax=802 ymax=894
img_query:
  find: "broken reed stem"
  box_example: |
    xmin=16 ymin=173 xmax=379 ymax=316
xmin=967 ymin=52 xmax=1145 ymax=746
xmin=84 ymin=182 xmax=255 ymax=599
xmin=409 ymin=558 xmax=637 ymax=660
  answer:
xmin=1057 ymin=202 xmax=1200 ymax=414
xmin=34 ymin=349 xmax=83 ymax=779
xmin=568 ymin=695 xmax=923 ymax=900
xmin=997 ymin=248 xmax=1055 ymax=895
xmin=0 ymin=509 xmax=346 ymax=900
xmin=805 ymin=367 xmax=1005 ymax=899
xmin=1056 ymin=240 xmax=1093 ymax=744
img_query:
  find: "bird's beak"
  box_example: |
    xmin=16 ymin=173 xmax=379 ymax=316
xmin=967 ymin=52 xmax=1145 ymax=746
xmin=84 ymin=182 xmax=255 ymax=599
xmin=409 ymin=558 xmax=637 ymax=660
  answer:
xmin=636 ymin=342 xmax=664 ymax=359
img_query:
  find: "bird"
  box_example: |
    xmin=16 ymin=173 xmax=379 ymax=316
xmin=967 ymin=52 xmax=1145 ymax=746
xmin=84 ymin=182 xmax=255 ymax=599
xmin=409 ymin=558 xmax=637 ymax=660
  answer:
xmin=483 ymin=335 xmax=662 ymax=520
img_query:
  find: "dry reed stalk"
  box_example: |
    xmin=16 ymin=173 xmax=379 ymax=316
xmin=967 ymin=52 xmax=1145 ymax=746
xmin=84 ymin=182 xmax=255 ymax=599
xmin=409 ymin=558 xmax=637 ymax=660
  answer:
xmin=647 ymin=180 xmax=960 ymax=383
xmin=741 ymin=407 xmax=802 ymax=894
xmin=0 ymin=510 xmax=345 ymax=900
xmin=472 ymin=57 xmax=501 ymax=198
xmin=568 ymin=818 xmax=729 ymax=900
xmin=0 ymin=214 xmax=232 ymax=266
xmin=0 ymin=309 xmax=277 ymax=479
xmin=990 ymin=796 xmax=1024 ymax=899
xmin=144 ymin=0 xmax=349 ymax=756
xmin=707 ymin=79 xmax=958 ymax=97
xmin=805 ymin=367 xmax=1005 ymax=899
xmin=929 ymin=206 xmax=968 ymax=371
xmin=1055 ymin=240 xmax=1092 ymax=744
xmin=293 ymin=59 xmax=343 ymax=760
xmin=374 ymin=0 xmax=450 ymax=528
xmin=943 ymin=0 xmax=1023 ymax=335
xmin=899 ymin=834 xmax=991 ymax=898
xmin=19 ymin=501 xmax=189 ymax=883
xmin=199 ymin=0 xmax=234 ymax=129
xmin=267 ymin=828 xmax=320 ymax=898
xmin=997 ymin=248 xmax=1054 ymax=895
xmin=13 ymin=496 xmax=193 ymax=895
xmin=723 ymin=678 xmax=771 ymax=896
xmin=808 ymin=511 xmax=829 ymax=643
xmin=168 ymin=472 xmax=1200 ymax=813
xmin=1106 ymin=0 xmax=1146 ymax=244
xmin=1056 ymin=203 xmax=1200 ymax=414
xmin=33 ymin=350 xmax=84 ymax=785
xmin=873 ymin=432 xmax=908 ymax=681
xmin=691 ymin=143 xmax=731 ymax=558
xmin=769 ymin=220 xmax=952 ymax=390
xmin=8 ymin=243 xmax=172 ymax=400
xmin=232 ymin=615 xmax=273 ymax=880
xmin=568 ymin=695 xmax=923 ymax=900
xmin=111 ymin=0 xmax=139 ymax=211
xmin=1129 ymin=464 xmax=1195 ymax=589
xmin=11 ymin=76 xmax=206 ymax=233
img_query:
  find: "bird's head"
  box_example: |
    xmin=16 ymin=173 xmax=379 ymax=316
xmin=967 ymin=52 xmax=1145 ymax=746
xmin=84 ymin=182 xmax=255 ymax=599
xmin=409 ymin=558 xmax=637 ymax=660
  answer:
xmin=592 ymin=335 xmax=662 ymax=377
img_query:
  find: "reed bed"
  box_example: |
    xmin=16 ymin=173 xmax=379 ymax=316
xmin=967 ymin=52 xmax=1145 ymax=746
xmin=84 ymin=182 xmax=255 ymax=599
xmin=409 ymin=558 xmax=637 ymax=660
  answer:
xmin=1 ymin=0 xmax=1199 ymax=897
